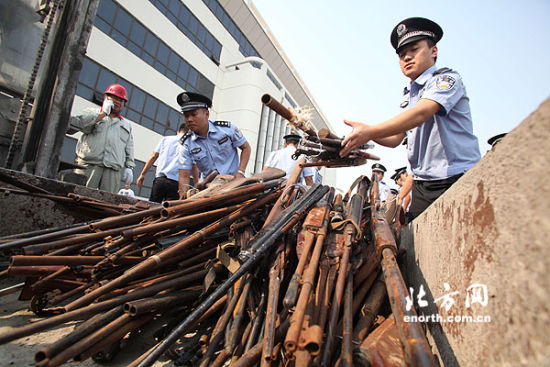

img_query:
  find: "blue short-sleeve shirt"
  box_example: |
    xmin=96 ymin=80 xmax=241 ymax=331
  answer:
xmin=178 ymin=120 xmax=247 ymax=176
xmin=402 ymin=65 xmax=481 ymax=180
xmin=154 ymin=134 xmax=184 ymax=181
xmin=264 ymin=146 xmax=315 ymax=181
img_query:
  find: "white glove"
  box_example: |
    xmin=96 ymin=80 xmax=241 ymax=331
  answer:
xmin=102 ymin=98 xmax=114 ymax=115
xmin=122 ymin=168 xmax=133 ymax=184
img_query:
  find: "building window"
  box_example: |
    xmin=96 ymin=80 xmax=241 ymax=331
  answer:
xmin=202 ymin=0 xmax=260 ymax=60
xmin=147 ymin=0 xmax=222 ymax=65
xmin=95 ymin=0 xmax=214 ymax=99
xmin=77 ymin=57 xmax=184 ymax=136
xmin=266 ymin=70 xmax=281 ymax=90
xmin=284 ymin=92 xmax=297 ymax=108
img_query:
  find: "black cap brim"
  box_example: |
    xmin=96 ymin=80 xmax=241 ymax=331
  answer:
xmin=391 ymin=17 xmax=443 ymax=53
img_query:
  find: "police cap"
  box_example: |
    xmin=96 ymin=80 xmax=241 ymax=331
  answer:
xmin=371 ymin=163 xmax=387 ymax=173
xmin=391 ymin=166 xmax=407 ymax=181
xmin=487 ymin=133 xmax=507 ymax=147
xmin=176 ymin=92 xmax=212 ymax=112
xmin=391 ymin=17 xmax=443 ymax=53
xmin=283 ymin=134 xmax=302 ymax=142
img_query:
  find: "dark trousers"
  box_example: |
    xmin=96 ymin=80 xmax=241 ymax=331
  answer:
xmin=408 ymin=174 xmax=463 ymax=221
xmin=149 ymin=176 xmax=179 ymax=203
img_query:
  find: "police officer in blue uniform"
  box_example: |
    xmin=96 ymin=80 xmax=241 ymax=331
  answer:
xmin=263 ymin=133 xmax=315 ymax=185
xmin=176 ymin=92 xmax=251 ymax=198
xmin=137 ymin=124 xmax=199 ymax=202
xmin=372 ymin=163 xmax=391 ymax=202
xmin=341 ymin=17 xmax=481 ymax=219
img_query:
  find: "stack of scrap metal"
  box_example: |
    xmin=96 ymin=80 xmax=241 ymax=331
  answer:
xmin=0 ymin=169 xmax=152 ymax=218
xmin=0 ymin=165 xmax=436 ymax=367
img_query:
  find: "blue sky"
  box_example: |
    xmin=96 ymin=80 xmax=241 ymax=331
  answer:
xmin=252 ymin=0 xmax=550 ymax=191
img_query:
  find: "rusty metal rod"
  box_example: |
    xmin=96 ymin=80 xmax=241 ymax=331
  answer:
xmin=22 ymin=223 xmax=142 ymax=255
xmin=244 ymin=290 xmax=266 ymax=353
xmin=261 ymin=94 xmax=317 ymax=136
xmin=353 ymin=274 xmax=386 ymax=342
xmin=351 ymin=269 xmax=379 ymax=319
xmin=381 ymin=247 xmax=437 ymax=367
xmin=226 ymin=278 xmax=252 ymax=355
xmin=48 ymin=282 xmax=94 ymax=306
xmin=34 ymin=306 xmax=124 ymax=363
xmin=283 ymin=231 xmax=315 ymax=309
xmin=123 ymin=204 xmax=242 ymax=238
xmin=177 ymin=247 xmax=216 ymax=269
xmin=0 ymin=221 xmax=98 ymax=251
xmin=0 ymin=282 xmax=25 ymax=297
xmin=7 ymin=265 xmax=89 ymax=278
xmin=340 ymin=271 xmax=354 ymax=367
xmin=312 ymin=257 xmax=329 ymax=325
xmin=31 ymin=266 xmax=71 ymax=290
xmin=318 ymin=128 xmax=340 ymax=140
xmin=262 ymin=156 xmax=306 ymax=226
xmin=11 ymin=255 xmax=142 ymax=267
xmin=261 ymin=253 xmax=282 ymax=365
xmin=195 ymin=169 xmax=219 ymax=191
xmin=88 ymin=206 xmax=163 ymax=231
xmin=161 ymin=181 xmax=273 ymax=218
xmin=40 ymin=313 xmax=135 ymax=367
xmin=124 ymin=290 xmax=203 ymax=317
xmin=261 ymin=94 xmax=294 ymax=121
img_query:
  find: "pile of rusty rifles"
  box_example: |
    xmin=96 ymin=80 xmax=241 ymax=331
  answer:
xmin=0 ymin=161 xmax=436 ymax=367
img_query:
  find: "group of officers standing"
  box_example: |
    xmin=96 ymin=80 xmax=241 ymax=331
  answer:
xmin=70 ymin=16 xmax=481 ymax=223
xmin=70 ymin=87 xmax=321 ymax=203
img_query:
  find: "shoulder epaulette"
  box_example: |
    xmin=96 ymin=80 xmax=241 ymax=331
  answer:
xmin=214 ymin=120 xmax=231 ymax=127
xmin=433 ymin=67 xmax=453 ymax=75
xmin=179 ymin=131 xmax=192 ymax=145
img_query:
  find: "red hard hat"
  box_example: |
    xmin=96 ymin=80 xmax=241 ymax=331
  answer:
xmin=104 ymin=84 xmax=128 ymax=101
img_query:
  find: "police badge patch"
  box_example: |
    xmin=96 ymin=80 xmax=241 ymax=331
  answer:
xmin=235 ymin=128 xmax=243 ymax=138
xmin=191 ymin=147 xmax=202 ymax=154
xmin=436 ymin=75 xmax=456 ymax=90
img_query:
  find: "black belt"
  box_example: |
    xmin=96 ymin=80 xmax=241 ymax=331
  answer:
xmin=155 ymin=176 xmax=178 ymax=183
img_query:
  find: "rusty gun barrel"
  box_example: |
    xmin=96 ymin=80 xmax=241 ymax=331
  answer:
xmin=372 ymin=207 xmax=437 ymax=366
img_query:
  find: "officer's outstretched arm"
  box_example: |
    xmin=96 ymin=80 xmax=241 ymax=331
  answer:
xmin=137 ymin=152 xmax=159 ymax=188
xmin=340 ymin=99 xmax=440 ymax=156
xmin=178 ymin=169 xmax=191 ymax=199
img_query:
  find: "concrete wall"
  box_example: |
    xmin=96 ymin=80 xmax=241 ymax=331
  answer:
xmin=399 ymin=98 xmax=550 ymax=366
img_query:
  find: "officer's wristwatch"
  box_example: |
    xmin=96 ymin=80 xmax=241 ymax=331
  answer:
xmin=237 ymin=169 xmax=246 ymax=177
